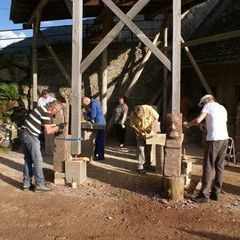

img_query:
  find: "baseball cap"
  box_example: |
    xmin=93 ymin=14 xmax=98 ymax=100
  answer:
xmin=198 ymin=94 xmax=214 ymax=107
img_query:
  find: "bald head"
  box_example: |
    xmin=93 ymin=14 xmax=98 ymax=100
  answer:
xmin=82 ymin=97 xmax=91 ymax=107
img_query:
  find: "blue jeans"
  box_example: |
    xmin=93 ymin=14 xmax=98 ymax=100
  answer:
xmin=94 ymin=129 xmax=105 ymax=159
xmin=20 ymin=130 xmax=45 ymax=187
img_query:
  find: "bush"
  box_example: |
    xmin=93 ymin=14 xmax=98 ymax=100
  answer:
xmin=0 ymin=83 xmax=19 ymax=101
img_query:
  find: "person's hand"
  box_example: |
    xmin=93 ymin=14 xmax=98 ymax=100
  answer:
xmin=55 ymin=130 xmax=63 ymax=136
xmin=121 ymin=123 xmax=125 ymax=129
xmin=57 ymin=123 xmax=65 ymax=130
xmin=183 ymin=121 xmax=189 ymax=128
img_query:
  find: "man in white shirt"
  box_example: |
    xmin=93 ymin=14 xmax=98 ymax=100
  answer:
xmin=38 ymin=89 xmax=56 ymax=107
xmin=184 ymin=95 xmax=229 ymax=203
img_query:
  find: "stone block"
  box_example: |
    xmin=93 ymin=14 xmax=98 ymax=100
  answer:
xmin=65 ymin=160 xmax=87 ymax=185
xmin=164 ymin=147 xmax=182 ymax=177
xmin=181 ymin=160 xmax=193 ymax=188
xmin=54 ymin=172 xmax=65 ymax=185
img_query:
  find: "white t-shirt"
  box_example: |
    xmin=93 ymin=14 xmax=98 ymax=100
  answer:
xmin=201 ymin=102 xmax=229 ymax=141
xmin=37 ymin=96 xmax=56 ymax=107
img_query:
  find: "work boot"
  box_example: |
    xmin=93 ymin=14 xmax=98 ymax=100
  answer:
xmin=210 ymin=192 xmax=219 ymax=201
xmin=192 ymin=195 xmax=210 ymax=204
xmin=34 ymin=185 xmax=52 ymax=193
xmin=137 ymin=168 xmax=146 ymax=174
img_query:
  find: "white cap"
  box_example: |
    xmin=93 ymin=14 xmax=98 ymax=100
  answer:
xmin=198 ymin=94 xmax=214 ymax=107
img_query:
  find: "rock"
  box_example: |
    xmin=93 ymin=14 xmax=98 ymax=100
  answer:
xmin=13 ymin=54 xmax=29 ymax=68
xmin=12 ymin=67 xmax=27 ymax=82
xmin=0 ymin=68 xmax=12 ymax=81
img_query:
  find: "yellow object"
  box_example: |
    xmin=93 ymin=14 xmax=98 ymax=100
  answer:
xmin=130 ymin=105 xmax=159 ymax=133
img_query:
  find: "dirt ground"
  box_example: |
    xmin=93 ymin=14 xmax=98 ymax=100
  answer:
xmin=0 ymin=143 xmax=240 ymax=240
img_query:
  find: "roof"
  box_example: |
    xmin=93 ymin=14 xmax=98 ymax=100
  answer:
xmin=185 ymin=0 xmax=240 ymax=65
xmin=10 ymin=0 xmax=207 ymax=24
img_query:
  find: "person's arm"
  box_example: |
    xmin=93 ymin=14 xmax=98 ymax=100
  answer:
xmin=89 ymin=102 xmax=97 ymax=123
xmin=121 ymin=105 xmax=128 ymax=125
xmin=44 ymin=124 xmax=59 ymax=135
xmin=186 ymin=112 xmax=207 ymax=128
xmin=150 ymin=107 xmax=159 ymax=132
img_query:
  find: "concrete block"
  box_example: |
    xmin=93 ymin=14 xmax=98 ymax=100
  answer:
xmin=181 ymin=160 xmax=193 ymax=188
xmin=65 ymin=160 xmax=87 ymax=185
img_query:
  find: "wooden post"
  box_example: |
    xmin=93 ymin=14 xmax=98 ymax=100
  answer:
xmin=163 ymin=26 xmax=168 ymax=116
xmin=171 ymin=0 xmax=181 ymax=113
xmin=71 ymin=0 xmax=82 ymax=155
xmin=32 ymin=10 xmax=41 ymax=107
xmin=101 ymin=49 xmax=108 ymax=116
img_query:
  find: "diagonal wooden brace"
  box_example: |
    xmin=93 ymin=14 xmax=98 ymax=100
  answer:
xmin=102 ymin=0 xmax=171 ymax=71
xmin=80 ymin=0 xmax=151 ymax=73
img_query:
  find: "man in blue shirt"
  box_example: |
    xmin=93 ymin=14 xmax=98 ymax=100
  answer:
xmin=82 ymin=97 xmax=106 ymax=160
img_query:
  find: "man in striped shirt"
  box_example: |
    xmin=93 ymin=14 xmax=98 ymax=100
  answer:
xmin=20 ymin=100 xmax=64 ymax=192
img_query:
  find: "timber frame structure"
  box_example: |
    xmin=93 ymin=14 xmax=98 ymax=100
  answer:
xmin=10 ymin=0 xmax=207 ymax=153
xmin=10 ymin=0 xmax=212 ymax=198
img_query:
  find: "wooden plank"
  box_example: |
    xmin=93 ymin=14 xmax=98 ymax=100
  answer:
xmin=71 ymin=0 xmax=83 ymax=155
xmin=125 ymin=32 xmax=161 ymax=97
xmin=80 ymin=0 xmax=150 ymax=74
xmin=40 ymin=32 xmax=71 ymax=83
xmin=101 ymin=49 xmax=108 ymax=116
xmin=182 ymin=37 xmax=213 ymax=95
xmin=146 ymin=133 xmax=166 ymax=145
xmin=183 ymin=29 xmax=240 ymax=48
xmin=102 ymin=0 xmax=171 ymax=71
xmin=171 ymin=0 xmax=181 ymax=113
xmin=32 ymin=10 xmax=41 ymax=106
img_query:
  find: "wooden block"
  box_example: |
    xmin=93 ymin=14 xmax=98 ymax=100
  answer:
xmin=146 ymin=134 xmax=166 ymax=145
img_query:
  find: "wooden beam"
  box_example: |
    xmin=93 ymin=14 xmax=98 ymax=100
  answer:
xmin=171 ymin=0 xmax=181 ymax=113
xmin=80 ymin=0 xmax=150 ymax=74
xmin=125 ymin=32 xmax=161 ymax=97
xmin=27 ymin=0 xmax=49 ymax=24
xmin=40 ymin=32 xmax=71 ymax=84
xmin=101 ymin=49 xmax=108 ymax=116
xmin=163 ymin=25 xmax=168 ymax=116
xmin=32 ymin=10 xmax=41 ymax=106
xmin=182 ymin=37 xmax=213 ymax=95
xmin=102 ymin=0 xmax=171 ymax=71
xmin=71 ymin=0 xmax=83 ymax=155
xmin=183 ymin=29 xmax=240 ymax=48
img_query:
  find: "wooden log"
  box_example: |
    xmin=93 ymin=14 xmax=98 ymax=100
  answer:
xmin=162 ymin=176 xmax=184 ymax=200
